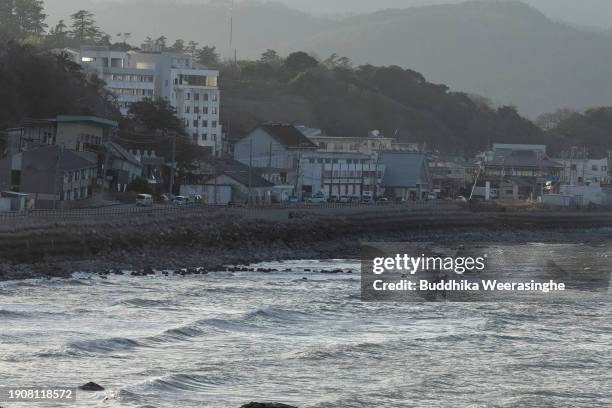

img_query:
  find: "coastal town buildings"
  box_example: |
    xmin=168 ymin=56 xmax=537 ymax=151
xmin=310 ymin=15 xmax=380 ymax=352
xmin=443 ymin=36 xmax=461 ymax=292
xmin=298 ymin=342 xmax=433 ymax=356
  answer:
xmin=233 ymin=124 xmax=318 ymax=192
xmin=1 ymin=115 xmax=120 ymax=208
xmin=429 ymin=156 xmax=474 ymax=197
xmin=5 ymin=115 xmax=117 ymax=155
xmin=479 ymin=144 xmax=563 ymax=199
xmin=102 ymin=142 xmax=144 ymax=192
xmin=78 ymin=47 xmax=155 ymax=116
xmin=299 ymin=151 xmax=385 ymax=199
xmin=299 ymin=127 xmax=420 ymax=159
xmin=77 ymin=46 xmax=222 ymax=155
xmin=0 ymin=145 xmax=98 ymax=208
xmin=552 ymin=157 xmax=609 ymax=185
xmin=381 ymin=151 xmax=431 ymax=200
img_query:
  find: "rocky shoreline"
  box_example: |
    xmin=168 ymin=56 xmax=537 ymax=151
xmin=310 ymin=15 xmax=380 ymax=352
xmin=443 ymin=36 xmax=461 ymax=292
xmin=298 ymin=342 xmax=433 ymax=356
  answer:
xmin=1 ymin=224 xmax=610 ymax=281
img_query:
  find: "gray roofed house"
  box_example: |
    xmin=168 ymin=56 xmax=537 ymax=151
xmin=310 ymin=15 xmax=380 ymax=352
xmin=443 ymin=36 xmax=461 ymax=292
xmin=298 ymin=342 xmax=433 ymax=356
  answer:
xmin=204 ymin=165 xmax=277 ymax=204
xmin=481 ymin=143 xmax=564 ymax=199
xmin=103 ymin=142 xmax=144 ymax=191
xmin=0 ymin=145 xmax=99 ymax=208
xmin=381 ymin=151 xmax=431 ymax=200
xmin=234 ymin=123 xmax=318 ymax=188
xmin=487 ymin=149 xmax=563 ymax=169
xmin=259 ymin=124 xmax=318 ymax=149
xmin=219 ymin=169 xmax=275 ymax=188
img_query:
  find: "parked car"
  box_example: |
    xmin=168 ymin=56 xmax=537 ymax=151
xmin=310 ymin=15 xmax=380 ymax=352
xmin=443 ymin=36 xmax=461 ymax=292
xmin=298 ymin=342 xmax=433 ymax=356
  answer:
xmin=455 ymin=195 xmax=468 ymax=203
xmin=308 ymin=192 xmax=327 ymax=203
xmin=174 ymin=196 xmax=189 ymax=205
xmin=288 ymin=196 xmax=300 ymax=204
xmin=427 ymin=192 xmax=438 ymax=200
xmin=339 ymin=195 xmax=350 ymax=203
xmin=361 ymin=196 xmax=373 ymax=204
xmin=136 ymin=193 xmax=153 ymax=207
xmin=376 ymin=197 xmax=389 ymax=202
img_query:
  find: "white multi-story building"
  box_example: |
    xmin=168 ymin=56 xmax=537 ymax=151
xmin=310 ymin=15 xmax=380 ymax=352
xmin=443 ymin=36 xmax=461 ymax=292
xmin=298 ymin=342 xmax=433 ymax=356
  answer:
xmin=553 ymin=157 xmax=609 ymax=185
xmin=299 ymin=128 xmax=419 ymax=159
xmin=79 ymin=47 xmax=155 ymax=116
xmin=77 ymin=47 xmax=222 ymax=155
xmin=128 ymin=51 xmax=221 ymax=154
xmin=299 ymin=151 xmax=385 ymax=199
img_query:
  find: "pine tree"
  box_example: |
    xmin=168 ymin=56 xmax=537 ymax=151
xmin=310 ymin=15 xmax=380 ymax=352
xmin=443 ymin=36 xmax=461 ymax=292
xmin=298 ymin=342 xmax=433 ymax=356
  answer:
xmin=14 ymin=0 xmax=47 ymax=37
xmin=69 ymin=9 xmax=101 ymax=44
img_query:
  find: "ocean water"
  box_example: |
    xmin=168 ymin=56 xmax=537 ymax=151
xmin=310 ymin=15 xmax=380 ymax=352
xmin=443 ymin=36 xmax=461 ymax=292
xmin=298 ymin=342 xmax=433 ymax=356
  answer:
xmin=0 ymin=244 xmax=611 ymax=408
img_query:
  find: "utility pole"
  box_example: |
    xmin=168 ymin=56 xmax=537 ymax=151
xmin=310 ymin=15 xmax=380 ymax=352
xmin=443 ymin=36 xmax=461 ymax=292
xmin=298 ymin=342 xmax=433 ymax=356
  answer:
xmin=53 ymin=145 xmax=64 ymax=210
xmin=169 ymin=131 xmax=176 ymax=196
xmin=213 ymin=139 xmax=218 ymax=205
xmin=248 ymin=134 xmax=253 ymax=205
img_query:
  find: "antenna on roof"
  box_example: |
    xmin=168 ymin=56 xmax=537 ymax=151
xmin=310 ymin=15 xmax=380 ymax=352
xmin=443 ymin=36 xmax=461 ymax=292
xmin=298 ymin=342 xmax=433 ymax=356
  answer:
xmin=229 ymin=0 xmax=237 ymax=64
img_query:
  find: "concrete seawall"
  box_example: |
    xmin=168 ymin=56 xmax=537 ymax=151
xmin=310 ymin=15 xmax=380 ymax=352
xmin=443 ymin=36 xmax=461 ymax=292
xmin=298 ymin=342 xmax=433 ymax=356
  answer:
xmin=0 ymin=205 xmax=610 ymax=279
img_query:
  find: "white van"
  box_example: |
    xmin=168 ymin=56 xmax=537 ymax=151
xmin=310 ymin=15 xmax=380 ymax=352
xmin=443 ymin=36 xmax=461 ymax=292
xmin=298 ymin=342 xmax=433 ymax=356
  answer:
xmin=136 ymin=194 xmax=153 ymax=207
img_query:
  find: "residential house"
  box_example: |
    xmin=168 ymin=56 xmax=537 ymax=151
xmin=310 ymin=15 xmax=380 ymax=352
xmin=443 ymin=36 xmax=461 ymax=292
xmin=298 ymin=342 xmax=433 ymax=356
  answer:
xmin=102 ymin=142 xmax=143 ymax=192
xmin=381 ymin=151 xmax=431 ymax=200
xmin=429 ymin=157 xmax=473 ymax=197
xmin=204 ymin=170 xmax=276 ymax=204
xmin=129 ymin=149 xmax=166 ymax=187
xmin=233 ymin=124 xmax=318 ymax=189
xmin=185 ymin=158 xmax=293 ymax=203
xmin=0 ymin=145 xmax=98 ymax=209
xmin=5 ymin=115 xmax=118 ymax=155
xmin=481 ymin=144 xmax=563 ymax=199
xmin=553 ymin=157 xmax=609 ymax=185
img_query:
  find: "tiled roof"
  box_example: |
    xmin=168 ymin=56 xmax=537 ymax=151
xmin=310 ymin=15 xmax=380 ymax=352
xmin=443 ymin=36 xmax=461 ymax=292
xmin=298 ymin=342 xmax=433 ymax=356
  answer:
xmin=381 ymin=151 xmax=429 ymax=187
xmin=104 ymin=142 xmax=141 ymax=166
xmin=24 ymin=145 xmax=97 ymax=171
xmin=260 ymin=124 xmax=317 ymax=149
xmin=488 ymin=150 xmax=563 ymax=168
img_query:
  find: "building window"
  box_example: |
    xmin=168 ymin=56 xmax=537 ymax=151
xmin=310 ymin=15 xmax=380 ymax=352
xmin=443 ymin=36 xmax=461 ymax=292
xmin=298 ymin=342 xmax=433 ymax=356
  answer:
xmin=194 ymin=93 xmax=200 ymax=101
xmin=202 ymin=134 xmax=207 ymax=141
xmin=194 ymin=107 xmax=199 ymax=114
xmin=193 ymin=120 xmax=199 ymax=127
xmin=203 ymin=107 xmax=209 ymax=114
xmin=202 ymin=120 xmax=208 ymax=127
xmin=203 ymin=93 xmax=209 ymax=101
xmin=185 ymin=106 xmax=190 ymax=114
xmin=212 ymin=93 xmax=218 ymax=101
xmin=186 ymin=93 xmax=191 ymax=100
xmin=212 ymin=107 xmax=218 ymax=115
xmin=212 ymin=121 xmax=217 ymax=128
xmin=207 ymin=76 xmax=218 ymax=87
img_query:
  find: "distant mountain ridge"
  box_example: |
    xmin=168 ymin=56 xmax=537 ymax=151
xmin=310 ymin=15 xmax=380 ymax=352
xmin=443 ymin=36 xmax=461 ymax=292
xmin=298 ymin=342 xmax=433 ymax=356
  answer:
xmin=50 ymin=0 xmax=612 ymax=115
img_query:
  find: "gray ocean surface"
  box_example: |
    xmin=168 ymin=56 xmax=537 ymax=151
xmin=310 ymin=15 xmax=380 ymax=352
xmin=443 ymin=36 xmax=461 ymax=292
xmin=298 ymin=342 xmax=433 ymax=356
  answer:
xmin=0 ymin=243 xmax=611 ymax=408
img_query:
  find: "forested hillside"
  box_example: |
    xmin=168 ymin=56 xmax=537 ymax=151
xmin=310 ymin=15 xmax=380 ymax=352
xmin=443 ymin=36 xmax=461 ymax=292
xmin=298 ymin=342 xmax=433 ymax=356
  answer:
xmin=220 ymin=52 xmax=548 ymax=154
xmin=1 ymin=0 xmax=611 ymax=156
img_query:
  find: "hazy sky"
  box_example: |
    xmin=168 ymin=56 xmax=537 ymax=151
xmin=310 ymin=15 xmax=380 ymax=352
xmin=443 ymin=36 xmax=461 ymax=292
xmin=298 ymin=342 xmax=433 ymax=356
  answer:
xmin=45 ymin=0 xmax=612 ymax=29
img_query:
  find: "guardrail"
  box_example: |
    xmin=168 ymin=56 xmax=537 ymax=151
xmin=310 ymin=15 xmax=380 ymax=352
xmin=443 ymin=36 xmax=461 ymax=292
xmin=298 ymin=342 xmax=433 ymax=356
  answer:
xmin=0 ymin=199 xmax=460 ymax=222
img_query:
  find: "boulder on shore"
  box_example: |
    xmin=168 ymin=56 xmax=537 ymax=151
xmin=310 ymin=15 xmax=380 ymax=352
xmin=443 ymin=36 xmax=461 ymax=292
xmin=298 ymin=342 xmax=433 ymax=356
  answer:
xmin=78 ymin=382 xmax=105 ymax=391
